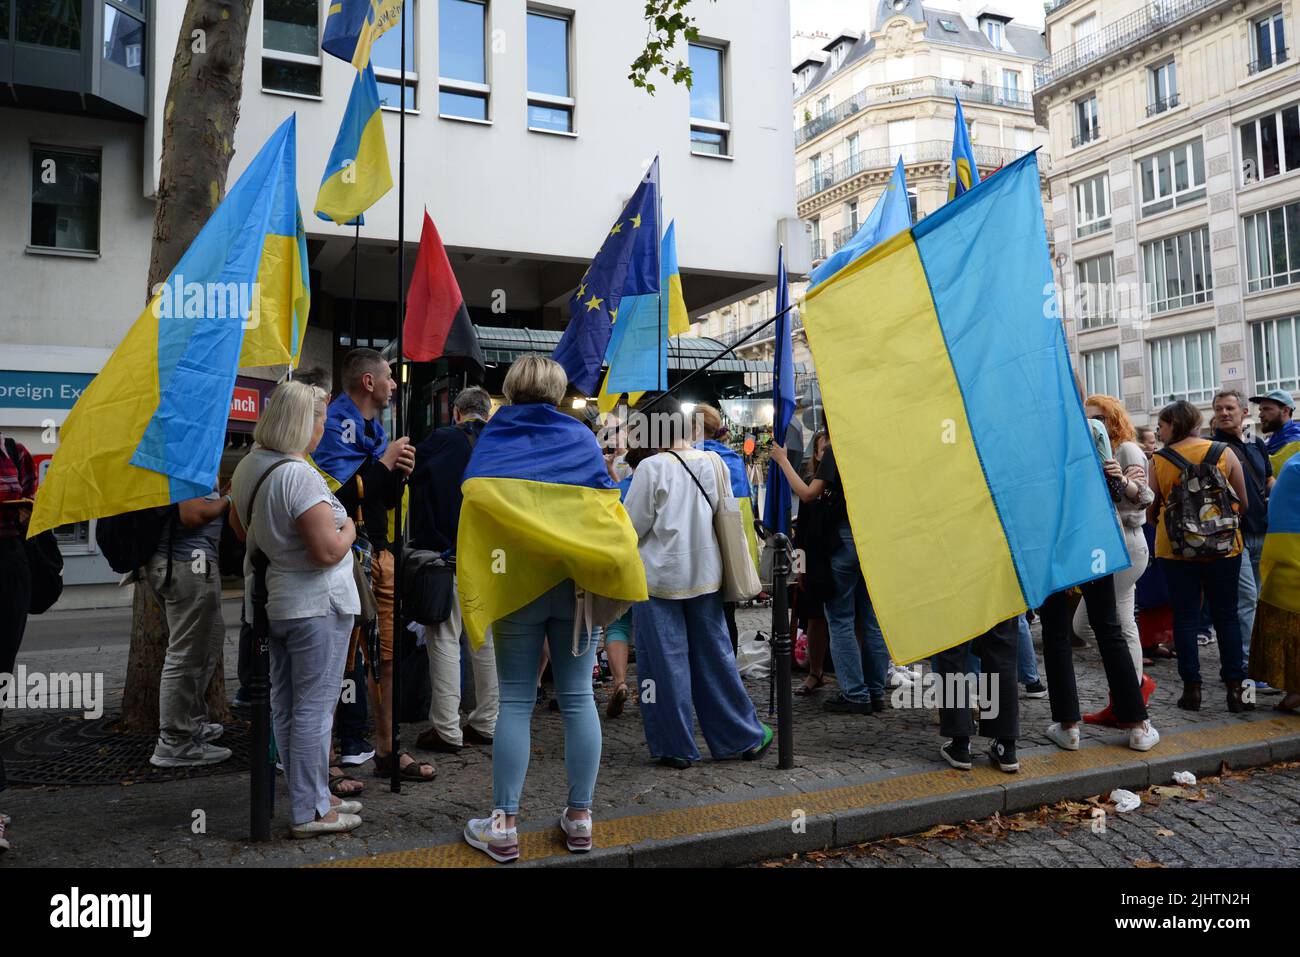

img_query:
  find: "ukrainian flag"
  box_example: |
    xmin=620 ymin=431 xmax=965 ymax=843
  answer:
xmin=801 ymin=151 xmax=1127 ymax=664
xmin=456 ymin=403 xmax=648 ymax=650
xmin=30 ymin=116 xmax=310 ymax=536
xmin=948 ymin=97 xmax=979 ymax=201
xmin=1260 ymin=458 xmax=1300 ymax=615
xmin=597 ymin=220 xmax=690 ymax=413
xmin=315 ymin=63 xmax=393 ymax=225
xmin=322 ymin=0 xmax=404 ymax=71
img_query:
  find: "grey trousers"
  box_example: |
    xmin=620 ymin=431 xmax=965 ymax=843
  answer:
xmin=269 ymin=610 xmax=352 ymax=826
xmin=148 ymin=554 xmax=225 ymax=745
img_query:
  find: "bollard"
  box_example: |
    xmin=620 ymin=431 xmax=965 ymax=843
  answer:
xmin=249 ymin=559 xmax=273 ymax=842
xmin=770 ymin=532 xmax=794 ymax=769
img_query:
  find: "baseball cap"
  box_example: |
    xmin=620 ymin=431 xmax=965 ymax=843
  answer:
xmin=1249 ymin=388 xmax=1296 ymax=410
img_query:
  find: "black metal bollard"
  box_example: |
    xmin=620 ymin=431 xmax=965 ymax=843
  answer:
xmin=249 ymin=561 xmax=273 ymax=842
xmin=770 ymin=532 xmax=794 ymax=769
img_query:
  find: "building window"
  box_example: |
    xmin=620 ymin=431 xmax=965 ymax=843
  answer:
xmin=1001 ymin=68 xmax=1021 ymax=101
xmin=1142 ymin=227 xmax=1213 ymax=315
xmin=1249 ymin=8 xmax=1288 ymax=74
xmin=103 ymin=1 xmax=145 ymax=75
xmin=1244 ymin=201 xmax=1300 ymax=293
xmin=846 ymin=198 xmax=859 ymax=233
xmin=263 ymin=0 xmax=321 ymax=97
xmin=372 ymin=0 xmax=417 ymax=111
xmin=845 ymin=132 xmax=859 ymax=158
xmin=30 ymin=146 xmax=101 ymax=253
xmin=1075 ymin=254 xmax=1116 ymax=329
xmin=1082 ymin=347 xmax=1120 ymax=399
xmin=526 ymin=8 xmax=572 ymax=132
xmin=981 ymin=18 xmax=1004 ymax=50
xmin=1138 ymin=139 xmax=1206 ymax=216
xmin=907 ymin=191 xmax=918 ymax=222
xmin=1073 ymin=94 xmax=1099 ymax=147
xmin=1073 ymin=172 xmax=1110 ymax=238
xmin=817 ymin=94 xmax=831 ymax=117
xmin=1240 ymin=103 xmax=1300 ymax=185
xmin=17 ymin=0 xmax=81 ymax=49
xmin=810 ymin=217 xmax=823 ymax=261
xmin=1013 ymin=126 xmax=1033 ymax=152
xmin=1252 ymin=315 xmax=1300 ymax=395
xmin=689 ymin=41 xmax=729 ymax=156
xmin=1149 ymin=329 xmax=1218 ymax=407
xmin=1147 ymin=59 xmax=1177 ymax=116
xmin=439 ymin=0 xmax=489 ymax=120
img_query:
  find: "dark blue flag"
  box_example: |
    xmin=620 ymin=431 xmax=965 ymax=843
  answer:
xmin=553 ymin=158 xmax=660 ymax=394
xmin=764 ymin=245 xmax=796 ymax=535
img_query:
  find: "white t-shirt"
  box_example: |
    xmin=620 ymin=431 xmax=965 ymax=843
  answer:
xmin=623 ymin=448 xmax=725 ymax=600
xmin=231 ymin=448 xmax=360 ymax=621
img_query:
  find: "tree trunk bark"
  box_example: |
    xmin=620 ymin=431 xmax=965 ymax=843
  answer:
xmin=119 ymin=0 xmax=253 ymax=734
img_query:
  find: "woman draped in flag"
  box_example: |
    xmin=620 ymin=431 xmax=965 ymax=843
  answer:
xmin=1249 ymin=457 xmax=1300 ymax=713
xmin=458 ymin=356 xmax=647 ymax=864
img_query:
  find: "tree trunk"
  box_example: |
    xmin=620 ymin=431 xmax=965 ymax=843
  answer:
xmin=119 ymin=0 xmax=253 ymax=733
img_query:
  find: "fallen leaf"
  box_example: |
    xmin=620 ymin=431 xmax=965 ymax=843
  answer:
xmin=1133 ymin=859 xmax=1165 ymax=868
xmin=1155 ymin=829 xmax=1175 ymax=837
xmin=919 ymin=824 xmax=963 ymax=840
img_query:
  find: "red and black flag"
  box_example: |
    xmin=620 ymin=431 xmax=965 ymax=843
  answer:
xmin=404 ymin=211 xmax=485 ymax=374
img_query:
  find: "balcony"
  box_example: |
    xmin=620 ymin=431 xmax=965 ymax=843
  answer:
xmin=795 ymin=76 xmax=1032 ymax=147
xmin=797 ymin=140 xmax=1041 ymax=202
xmin=1248 ymin=47 xmax=1289 ymax=75
xmin=1146 ymin=93 xmax=1180 ymax=117
xmin=1043 ymin=0 xmax=1079 ymax=14
xmin=1034 ymin=0 xmax=1230 ymax=90
xmin=1071 ymin=123 xmax=1101 ymax=148
xmin=810 ymin=238 xmax=826 ymax=263
xmin=832 ymin=224 xmax=858 ymax=251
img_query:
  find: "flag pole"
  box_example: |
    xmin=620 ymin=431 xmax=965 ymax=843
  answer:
xmin=350 ymin=220 xmax=360 ymax=346
xmin=656 ymin=160 xmax=664 ymax=394
xmin=390 ymin=1 xmax=408 ymax=796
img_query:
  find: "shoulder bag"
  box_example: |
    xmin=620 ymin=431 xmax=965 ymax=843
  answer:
xmin=668 ymin=450 xmax=762 ymax=602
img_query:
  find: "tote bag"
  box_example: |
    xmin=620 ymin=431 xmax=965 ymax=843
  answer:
xmin=669 ymin=451 xmax=762 ymax=602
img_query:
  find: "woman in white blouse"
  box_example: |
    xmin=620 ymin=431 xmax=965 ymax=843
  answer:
xmin=622 ymin=398 xmax=773 ymax=769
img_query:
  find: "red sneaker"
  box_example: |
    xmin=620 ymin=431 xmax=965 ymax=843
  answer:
xmin=1082 ymin=698 xmax=1118 ymax=726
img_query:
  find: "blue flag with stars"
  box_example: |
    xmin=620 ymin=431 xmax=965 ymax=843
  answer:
xmin=553 ymin=158 xmax=660 ymax=394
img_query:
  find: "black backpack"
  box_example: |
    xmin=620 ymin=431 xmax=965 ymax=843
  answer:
xmin=95 ymin=505 xmax=177 ymax=575
xmin=1156 ymin=443 xmax=1240 ymax=559
xmin=3 ymin=437 xmax=64 ymax=614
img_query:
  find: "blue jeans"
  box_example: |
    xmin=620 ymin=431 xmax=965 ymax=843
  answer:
xmin=491 ymin=581 xmax=600 ymax=814
xmin=1017 ymin=614 xmax=1040 ymax=685
xmin=824 ymin=521 xmax=890 ymax=702
xmin=1161 ymin=556 xmax=1246 ymax=685
xmin=1238 ymin=531 xmax=1265 ymax=660
xmin=632 ymin=591 xmax=765 ymax=761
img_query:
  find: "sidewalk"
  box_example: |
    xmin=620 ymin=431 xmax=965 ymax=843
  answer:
xmin=2 ymin=607 xmax=1297 ymax=867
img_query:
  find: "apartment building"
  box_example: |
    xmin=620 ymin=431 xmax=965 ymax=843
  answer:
xmin=692 ymin=0 xmax=1051 ymax=389
xmin=1037 ymin=0 xmax=1300 ymax=426
xmin=0 ymin=0 xmax=799 ymax=604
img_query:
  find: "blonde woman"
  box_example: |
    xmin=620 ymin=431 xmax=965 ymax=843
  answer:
xmin=230 ymin=381 xmax=362 ymax=839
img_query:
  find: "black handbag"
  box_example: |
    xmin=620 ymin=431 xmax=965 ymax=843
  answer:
xmin=402 ymin=547 xmax=455 ymax=626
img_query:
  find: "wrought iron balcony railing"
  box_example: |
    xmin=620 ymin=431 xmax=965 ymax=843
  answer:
xmin=797 ymin=140 xmax=1041 ymax=202
xmin=1071 ymin=123 xmax=1101 ymax=148
xmin=1146 ymin=93 xmax=1179 ymax=116
xmin=1248 ymin=47 xmax=1289 ymax=75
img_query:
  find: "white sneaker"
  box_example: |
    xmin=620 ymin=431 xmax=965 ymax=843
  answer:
xmin=332 ymin=800 xmax=364 ymax=815
xmin=1128 ymin=720 xmax=1160 ymax=752
xmin=195 ymin=722 xmax=224 ymax=743
xmin=464 ymin=815 xmax=519 ymax=863
xmin=150 ymin=739 xmax=233 ymax=768
xmin=887 ymin=666 xmax=915 ymax=689
xmin=1046 ymin=722 xmax=1080 ymax=751
xmin=558 ymin=809 xmax=593 ymax=853
xmin=289 ymin=813 xmax=362 ymax=839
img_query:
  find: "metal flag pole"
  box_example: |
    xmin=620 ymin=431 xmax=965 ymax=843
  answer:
xmin=390 ymin=2 xmax=408 ymax=795
xmin=656 ymin=158 xmax=664 ymax=394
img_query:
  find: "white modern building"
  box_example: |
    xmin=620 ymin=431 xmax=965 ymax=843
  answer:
xmin=0 ymin=0 xmax=801 ymax=605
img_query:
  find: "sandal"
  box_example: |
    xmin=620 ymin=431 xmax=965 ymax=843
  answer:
xmin=606 ymin=682 xmax=628 ymax=718
xmin=329 ymin=772 xmax=365 ymax=797
xmin=374 ymin=752 xmax=436 ymax=782
xmin=795 ymin=673 xmax=826 ymax=696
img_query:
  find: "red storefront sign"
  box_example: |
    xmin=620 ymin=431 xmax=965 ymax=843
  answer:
xmin=229 ymin=386 xmax=260 ymax=423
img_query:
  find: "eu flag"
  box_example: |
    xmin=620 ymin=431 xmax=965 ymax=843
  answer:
xmin=553 ymin=159 xmax=660 ymax=395
xmin=763 ymin=245 xmax=796 ymax=535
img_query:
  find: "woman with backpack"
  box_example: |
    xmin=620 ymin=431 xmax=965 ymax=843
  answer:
xmin=1148 ymin=400 xmax=1251 ymax=712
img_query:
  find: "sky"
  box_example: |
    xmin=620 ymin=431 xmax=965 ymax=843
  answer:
xmin=790 ymin=0 xmax=1048 ymax=62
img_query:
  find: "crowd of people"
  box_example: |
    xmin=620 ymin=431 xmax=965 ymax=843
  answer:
xmin=0 ymin=351 xmax=1298 ymax=860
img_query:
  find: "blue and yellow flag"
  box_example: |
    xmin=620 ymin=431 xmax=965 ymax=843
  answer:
xmin=763 ymin=244 xmax=796 ymax=535
xmin=811 ymin=157 xmax=911 ymax=290
xmin=1265 ymin=420 xmax=1300 ymax=473
xmin=30 ymin=116 xmax=309 ymax=536
xmin=948 ymin=97 xmax=979 ymax=201
xmin=802 ymin=151 xmax=1125 ymax=664
xmin=456 ymin=403 xmax=648 ymax=650
xmin=1260 ymin=457 xmax=1300 ymax=615
xmin=597 ymin=220 xmax=688 ymax=411
xmin=316 ymin=63 xmax=393 ymax=225
xmin=322 ymin=0 xmax=404 ymax=71
xmin=553 ymin=159 xmax=660 ymax=395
